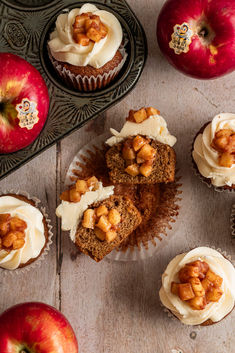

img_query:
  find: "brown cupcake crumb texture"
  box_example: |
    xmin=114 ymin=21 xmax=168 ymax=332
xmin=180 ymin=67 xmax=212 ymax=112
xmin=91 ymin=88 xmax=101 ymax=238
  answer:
xmin=75 ymin=195 xmax=142 ymax=262
xmin=106 ymin=139 xmax=176 ymax=184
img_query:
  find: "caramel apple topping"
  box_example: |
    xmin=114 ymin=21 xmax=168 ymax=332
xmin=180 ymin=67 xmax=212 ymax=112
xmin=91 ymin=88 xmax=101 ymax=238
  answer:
xmin=0 ymin=214 xmax=27 ymax=251
xmin=82 ymin=206 xmax=121 ymax=242
xmin=60 ymin=176 xmax=99 ymax=203
xmin=171 ymin=260 xmax=223 ymax=310
xmin=126 ymin=107 xmax=160 ymax=123
xmin=73 ymin=13 xmax=108 ymax=46
xmin=122 ymin=136 xmax=156 ymax=177
xmin=211 ymin=129 xmax=235 ymax=167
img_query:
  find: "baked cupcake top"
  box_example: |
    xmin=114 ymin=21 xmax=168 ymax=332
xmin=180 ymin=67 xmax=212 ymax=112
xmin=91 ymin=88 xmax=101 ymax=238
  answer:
xmin=159 ymin=247 xmax=235 ymax=325
xmin=56 ymin=176 xmax=114 ymax=242
xmin=192 ymin=113 xmax=235 ymax=187
xmin=48 ymin=3 xmax=123 ymax=68
xmin=0 ymin=195 xmax=46 ymax=270
xmin=105 ymin=107 xmax=177 ymax=147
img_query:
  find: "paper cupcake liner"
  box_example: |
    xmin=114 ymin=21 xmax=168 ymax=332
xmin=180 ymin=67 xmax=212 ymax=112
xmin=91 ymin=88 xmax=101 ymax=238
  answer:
xmin=0 ymin=190 xmax=53 ymax=276
xmin=159 ymin=246 xmax=234 ymax=327
xmin=48 ymin=46 xmax=127 ymax=92
xmin=191 ymin=125 xmax=235 ymax=193
xmin=65 ymin=134 xmax=182 ymax=262
xmin=231 ymin=204 xmax=235 ymax=239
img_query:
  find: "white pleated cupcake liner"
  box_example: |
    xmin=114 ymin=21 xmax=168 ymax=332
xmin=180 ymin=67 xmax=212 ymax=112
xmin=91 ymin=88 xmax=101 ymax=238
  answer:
xmin=0 ymin=190 xmax=53 ymax=276
xmin=159 ymin=246 xmax=234 ymax=327
xmin=48 ymin=46 xmax=128 ymax=92
xmin=231 ymin=204 xmax=235 ymax=238
xmin=190 ymin=126 xmax=235 ymax=193
xmin=65 ymin=133 xmax=181 ymax=262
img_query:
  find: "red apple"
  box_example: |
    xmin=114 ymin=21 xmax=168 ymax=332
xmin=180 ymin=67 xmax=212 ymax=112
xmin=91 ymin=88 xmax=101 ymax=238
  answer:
xmin=0 ymin=302 xmax=78 ymax=353
xmin=157 ymin=0 xmax=235 ymax=79
xmin=0 ymin=53 xmax=49 ymax=153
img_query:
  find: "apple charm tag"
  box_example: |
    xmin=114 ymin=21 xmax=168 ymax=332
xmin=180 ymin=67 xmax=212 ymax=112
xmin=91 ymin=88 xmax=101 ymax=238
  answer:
xmin=16 ymin=98 xmax=39 ymax=130
xmin=169 ymin=22 xmax=193 ymax=54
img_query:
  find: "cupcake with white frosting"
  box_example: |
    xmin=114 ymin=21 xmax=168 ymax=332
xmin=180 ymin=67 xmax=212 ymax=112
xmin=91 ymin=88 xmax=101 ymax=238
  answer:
xmin=159 ymin=247 xmax=235 ymax=326
xmin=192 ymin=113 xmax=235 ymax=191
xmin=0 ymin=192 xmax=52 ymax=271
xmin=48 ymin=3 xmax=127 ymax=91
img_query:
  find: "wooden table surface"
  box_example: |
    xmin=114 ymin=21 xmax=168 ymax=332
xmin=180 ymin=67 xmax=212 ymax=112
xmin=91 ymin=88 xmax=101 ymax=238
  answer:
xmin=1 ymin=1 xmax=235 ymax=352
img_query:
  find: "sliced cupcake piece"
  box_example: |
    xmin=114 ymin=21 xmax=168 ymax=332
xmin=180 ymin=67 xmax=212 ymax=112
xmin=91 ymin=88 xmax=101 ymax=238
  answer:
xmin=56 ymin=176 xmax=141 ymax=261
xmin=75 ymin=195 xmax=141 ymax=262
xmin=105 ymin=107 xmax=176 ymax=184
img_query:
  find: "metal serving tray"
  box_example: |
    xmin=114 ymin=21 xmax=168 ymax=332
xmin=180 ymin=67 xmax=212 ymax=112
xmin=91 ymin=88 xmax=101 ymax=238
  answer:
xmin=0 ymin=0 xmax=147 ymax=180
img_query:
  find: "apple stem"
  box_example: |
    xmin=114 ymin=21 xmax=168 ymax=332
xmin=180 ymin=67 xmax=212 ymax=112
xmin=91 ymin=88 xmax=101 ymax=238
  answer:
xmin=0 ymin=102 xmax=4 ymax=113
xmin=199 ymin=27 xmax=209 ymax=38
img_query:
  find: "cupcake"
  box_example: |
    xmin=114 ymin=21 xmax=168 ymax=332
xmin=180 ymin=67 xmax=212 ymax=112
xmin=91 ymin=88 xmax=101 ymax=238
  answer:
xmin=64 ymin=108 xmax=181 ymax=259
xmin=48 ymin=3 xmax=126 ymax=91
xmin=0 ymin=193 xmax=51 ymax=271
xmin=192 ymin=113 xmax=235 ymax=191
xmin=159 ymin=247 xmax=235 ymax=326
xmin=56 ymin=176 xmax=141 ymax=261
xmin=105 ymin=107 xmax=177 ymax=184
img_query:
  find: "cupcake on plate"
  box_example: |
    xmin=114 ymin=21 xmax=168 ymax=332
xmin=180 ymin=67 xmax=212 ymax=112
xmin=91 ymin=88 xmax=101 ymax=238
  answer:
xmin=105 ymin=107 xmax=177 ymax=184
xmin=192 ymin=113 xmax=235 ymax=191
xmin=48 ymin=3 xmax=126 ymax=91
xmin=56 ymin=176 xmax=141 ymax=261
xmin=0 ymin=192 xmax=52 ymax=271
xmin=159 ymin=247 xmax=235 ymax=326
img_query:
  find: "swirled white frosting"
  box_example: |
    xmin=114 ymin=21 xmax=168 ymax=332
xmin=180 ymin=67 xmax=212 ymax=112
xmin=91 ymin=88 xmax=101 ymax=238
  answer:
xmin=106 ymin=114 xmax=177 ymax=147
xmin=48 ymin=3 xmax=123 ymax=68
xmin=159 ymin=247 xmax=235 ymax=325
xmin=0 ymin=196 xmax=45 ymax=270
xmin=56 ymin=182 xmax=114 ymax=242
xmin=192 ymin=113 xmax=235 ymax=187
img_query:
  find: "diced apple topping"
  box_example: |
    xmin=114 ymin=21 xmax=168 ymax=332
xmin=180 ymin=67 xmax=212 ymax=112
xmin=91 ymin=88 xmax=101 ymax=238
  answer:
xmin=96 ymin=205 xmax=108 ymax=218
xmin=188 ymin=296 xmax=207 ymax=310
xmin=206 ymin=287 xmax=223 ymax=302
xmin=94 ymin=227 xmax=106 ymax=241
xmin=105 ymin=230 xmax=117 ymax=243
xmin=125 ymin=164 xmax=139 ymax=177
xmin=170 ymin=259 xmax=224 ymax=310
xmin=72 ymin=13 xmax=108 ymax=46
xmin=189 ymin=277 xmax=205 ymax=297
xmin=108 ymin=209 xmax=121 ymax=225
xmin=211 ymin=128 xmax=235 ymax=167
xmin=121 ymin=136 xmax=156 ymax=178
xmin=82 ymin=209 xmax=95 ymax=229
xmin=171 ymin=282 xmax=179 ymax=296
xmin=69 ymin=188 xmax=81 ymax=203
xmin=0 ymin=214 xmax=27 ymax=251
xmin=126 ymin=107 xmax=160 ymax=123
xmin=60 ymin=176 xmax=99 ymax=203
xmin=178 ymin=283 xmax=195 ymax=301
xmin=82 ymin=204 xmax=122 ymax=242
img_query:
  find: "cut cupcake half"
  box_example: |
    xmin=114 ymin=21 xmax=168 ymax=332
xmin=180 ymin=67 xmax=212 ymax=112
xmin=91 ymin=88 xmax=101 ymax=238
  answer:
xmin=56 ymin=176 xmax=141 ymax=261
xmin=105 ymin=107 xmax=177 ymax=184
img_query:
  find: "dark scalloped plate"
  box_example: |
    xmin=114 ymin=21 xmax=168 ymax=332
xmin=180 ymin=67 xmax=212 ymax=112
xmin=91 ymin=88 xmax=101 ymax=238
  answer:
xmin=0 ymin=0 xmax=147 ymax=180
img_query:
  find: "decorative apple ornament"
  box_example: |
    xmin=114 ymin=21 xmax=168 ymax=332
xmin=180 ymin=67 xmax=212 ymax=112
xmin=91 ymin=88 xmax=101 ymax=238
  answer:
xmin=157 ymin=0 xmax=235 ymax=79
xmin=0 ymin=302 xmax=78 ymax=353
xmin=0 ymin=53 xmax=49 ymax=154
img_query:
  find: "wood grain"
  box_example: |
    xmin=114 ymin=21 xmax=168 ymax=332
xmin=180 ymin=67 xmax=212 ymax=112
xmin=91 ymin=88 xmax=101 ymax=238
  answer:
xmin=1 ymin=0 xmax=235 ymax=352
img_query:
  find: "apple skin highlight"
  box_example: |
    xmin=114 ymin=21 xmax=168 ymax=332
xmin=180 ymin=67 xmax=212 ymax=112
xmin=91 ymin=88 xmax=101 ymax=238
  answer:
xmin=157 ymin=0 xmax=235 ymax=79
xmin=0 ymin=302 xmax=78 ymax=353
